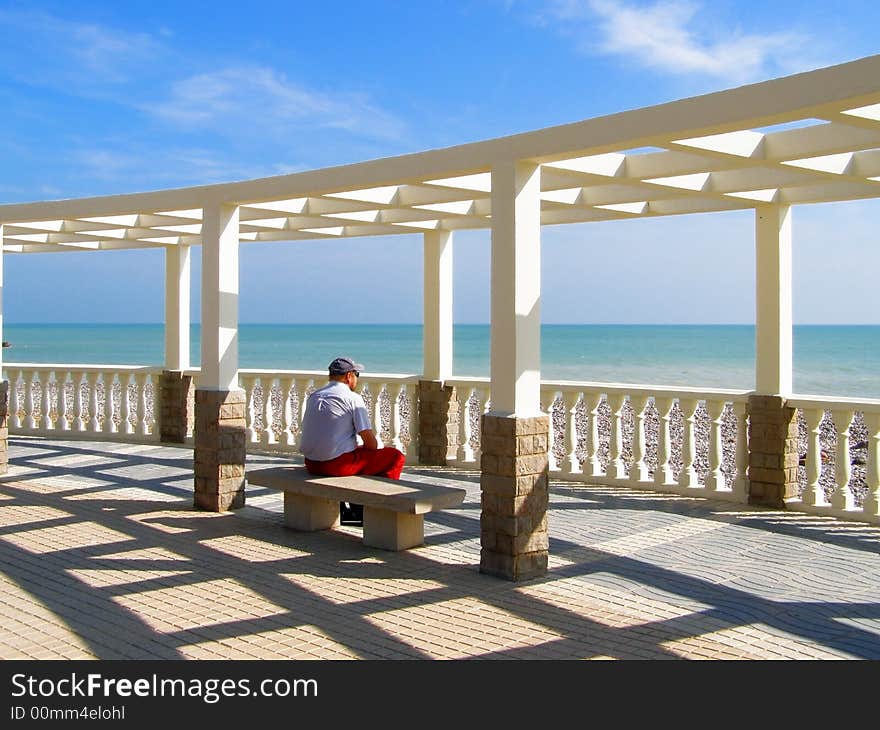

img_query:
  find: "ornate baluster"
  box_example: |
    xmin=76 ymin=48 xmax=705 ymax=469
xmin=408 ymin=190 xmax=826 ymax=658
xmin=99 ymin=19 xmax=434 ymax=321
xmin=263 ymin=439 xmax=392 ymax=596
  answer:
xmin=562 ymin=391 xmax=582 ymax=476
xmin=732 ymin=401 xmax=748 ymax=500
xmin=74 ymin=373 xmax=86 ymax=432
xmin=630 ymin=395 xmax=649 ymax=483
xmin=135 ymin=373 xmax=149 ymax=437
xmin=543 ymin=391 xmax=560 ymax=472
xmin=373 ymin=383 xmax=384 ymax=448
xmin=240 ymin=375 xmax=257 ymax=443
xmin=586 ymin=392 xmax=604 ymax=477
xmin=705 ymin=400 xmax=726 ymax=492
xmin=801 ymin=408 xmax=826 ymax=507
xmin=608 ymin=394 xmax=626 ymax=480
xmin=86 ymin=372 xmax=100 ymax=432
xmin=41 ymin=371 xmax=53 ymax=430
xmin=862 ymin=413 xmax=880 ymax=520
xmin=57 ymin=372 xmax=70 ymax=431
xmin=654 ymin=397 xmax=674 ymax=486
xmin=8 ymin=369 xmax=21 ymax=429
xmin=457 ymin=387 xmax=474 ymax=462
xmin=263 ymin=377 xmax=277 ymax=446
xmin=391 ymin=383 xmax=405 ymax=451
xmin=678 ymin=398 xmax=699 ymax=488
xmin=280 ymin=376 xmax=296 ymax=448
xmin=120 ymin=373 xmax=133 ymax=435
xmin=294 ymin=378 xmax=313 ymax=449
xmin=474 ymin=386 xmax=491 ymax=466
xmin=23 ymin=370 xmax=36 ymax=430
xmin=830 ymin=409 xmax=855 ymax=512
xmin=103 ymin=373 xmax=117 ymax=434
xmin=407 ymin=382 xmax=420 ymax=463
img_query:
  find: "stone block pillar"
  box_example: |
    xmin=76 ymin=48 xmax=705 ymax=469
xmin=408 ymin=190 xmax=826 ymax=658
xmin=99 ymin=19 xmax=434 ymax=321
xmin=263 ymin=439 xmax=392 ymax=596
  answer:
xmin=417 ymin=380 xmax=459 ymax=465
xmin=747 ymin=395 xmax=799 ymax=508
xmin=158 ymin=370 xmax=194 ymax=443
xmin=479 ymin=414 xmax=549 ymax=581
xmin=194 ymin=389 xmax=246 ymax=511
xmin=0 ymin=381 xmax=8 ymax=475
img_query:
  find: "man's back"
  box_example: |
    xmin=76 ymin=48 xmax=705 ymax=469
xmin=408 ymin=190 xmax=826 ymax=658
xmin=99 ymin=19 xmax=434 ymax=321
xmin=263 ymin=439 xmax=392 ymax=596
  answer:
xmin=299 ymin=380 xmax=370 ymax=462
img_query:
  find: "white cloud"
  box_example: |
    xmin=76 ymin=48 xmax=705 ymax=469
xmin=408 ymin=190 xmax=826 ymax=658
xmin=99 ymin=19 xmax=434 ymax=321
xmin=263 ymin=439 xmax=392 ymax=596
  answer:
xmin=68 ymin=146 xmax=305 ymax=187
xmin=146 ymin=66 xmax=406 ymax=142
xmin=537 ymin=0 xmax=811 ymax=83
xmin=0 ymin=9 xmax=163 ymax=88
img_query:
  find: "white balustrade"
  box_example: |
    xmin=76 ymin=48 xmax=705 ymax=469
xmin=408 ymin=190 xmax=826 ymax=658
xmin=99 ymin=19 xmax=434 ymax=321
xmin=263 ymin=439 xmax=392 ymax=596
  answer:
xmin=235 ymin=369 xmax=419 ymax=460
xmin=787 ymin=397 xmax=880 ymax=524
xmin=4 ymin=362 xmax=879 ymax=525
xmin=2 ymin=365 xmax=158 ymax=441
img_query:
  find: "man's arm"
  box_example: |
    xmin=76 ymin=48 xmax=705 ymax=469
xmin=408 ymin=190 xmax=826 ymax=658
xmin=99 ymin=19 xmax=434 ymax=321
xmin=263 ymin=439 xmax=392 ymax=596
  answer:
xmin=358 ymin=429 xmax=378 ymax=450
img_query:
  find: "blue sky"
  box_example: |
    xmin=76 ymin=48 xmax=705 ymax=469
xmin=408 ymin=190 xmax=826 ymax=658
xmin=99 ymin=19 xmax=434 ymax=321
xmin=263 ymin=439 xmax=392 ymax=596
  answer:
xmin=1 ymin=0 xmax=879 ymax=324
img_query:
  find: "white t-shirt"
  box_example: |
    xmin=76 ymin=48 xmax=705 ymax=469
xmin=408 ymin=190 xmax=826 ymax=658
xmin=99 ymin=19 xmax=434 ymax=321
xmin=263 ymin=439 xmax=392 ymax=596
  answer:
xmin=298 ymin=381 xmax=372 ymax=461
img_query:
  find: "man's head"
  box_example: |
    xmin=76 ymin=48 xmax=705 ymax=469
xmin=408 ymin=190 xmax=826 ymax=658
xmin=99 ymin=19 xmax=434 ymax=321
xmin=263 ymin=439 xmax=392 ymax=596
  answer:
xmin=328 ymin=356 xmax=364 ymax=390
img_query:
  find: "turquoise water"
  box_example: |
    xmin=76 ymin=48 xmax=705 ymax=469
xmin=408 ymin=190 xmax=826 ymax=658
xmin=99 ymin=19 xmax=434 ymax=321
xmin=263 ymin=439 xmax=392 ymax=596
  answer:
xmin=2 ymin=323 xmax=879 ymax=398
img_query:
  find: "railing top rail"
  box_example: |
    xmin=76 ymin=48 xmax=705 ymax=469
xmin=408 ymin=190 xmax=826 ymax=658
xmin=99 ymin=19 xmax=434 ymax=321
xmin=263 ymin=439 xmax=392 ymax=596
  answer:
xmin=236 ymin=369 xmax=421 ymax=383
xmin=541 ymin=380 xmax=753 ymax=401
xmin=2 ymin=363 xmax=161 ymax=374
xmin=788 ymin=394 xmax=880 ymax=413
xmin=445 ymin=376 xmax=492 ymax=385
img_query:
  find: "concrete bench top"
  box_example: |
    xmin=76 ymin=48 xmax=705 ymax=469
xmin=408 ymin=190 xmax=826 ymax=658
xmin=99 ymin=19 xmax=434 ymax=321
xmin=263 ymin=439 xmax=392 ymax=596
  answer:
xmin=247 ymin=467 xmax=467 ymax=515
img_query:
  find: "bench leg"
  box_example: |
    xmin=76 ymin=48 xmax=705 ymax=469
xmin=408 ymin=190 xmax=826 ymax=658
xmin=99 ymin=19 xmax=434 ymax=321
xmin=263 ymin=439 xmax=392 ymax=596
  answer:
xmin=284 ymin=493 xmax=340 ymax=531
xmin=362 ymin=508 xmax=424 ymax=550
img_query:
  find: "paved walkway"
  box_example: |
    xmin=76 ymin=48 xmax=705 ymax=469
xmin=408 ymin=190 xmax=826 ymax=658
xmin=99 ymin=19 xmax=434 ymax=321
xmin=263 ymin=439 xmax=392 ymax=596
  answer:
xmin=1 ymin=435 xmax=879 ymax=660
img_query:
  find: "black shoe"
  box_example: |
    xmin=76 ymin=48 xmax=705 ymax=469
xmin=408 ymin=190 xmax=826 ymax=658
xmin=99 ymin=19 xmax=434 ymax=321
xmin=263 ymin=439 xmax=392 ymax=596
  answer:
xmin=339 ymin=502 xmax=363 ymax=526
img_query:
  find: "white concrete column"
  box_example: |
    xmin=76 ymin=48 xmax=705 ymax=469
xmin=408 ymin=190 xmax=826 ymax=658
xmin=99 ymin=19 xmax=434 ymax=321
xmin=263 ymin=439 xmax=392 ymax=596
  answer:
xmin=488 ymin=160 xmax=542 ymax=417
xmin=755 ymin=204 xmax=793 ymax=396
xmin=423 ymin=230 xmax=453 ymax=381
xmin=200 ymin=203 xmax=240 ymax=391
xmin=164 ymin=244 xmax=191 ymax=371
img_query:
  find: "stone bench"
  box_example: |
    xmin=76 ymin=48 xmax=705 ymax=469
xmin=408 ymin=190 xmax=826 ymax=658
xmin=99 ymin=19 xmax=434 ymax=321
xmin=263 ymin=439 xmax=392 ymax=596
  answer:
xmin=247 ymin=466 xmax=467 ymax=551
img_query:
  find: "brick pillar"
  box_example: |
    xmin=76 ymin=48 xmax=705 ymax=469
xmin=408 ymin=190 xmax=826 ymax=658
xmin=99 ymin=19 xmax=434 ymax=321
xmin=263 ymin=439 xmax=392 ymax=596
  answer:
xmin=194 ymin=389 xmax=246 ymax=511
xmin=417 ymin=380 xmax=459 ymax=465
xmin=479 ymin=414 xmax=549 ymax=581
xmin=158 ymin=370 xmax=194 ymax=443
xmin=0 ymin=381 xmax=8 ymax=475
xmin=747 ymin=395 xmax=799 ymax=508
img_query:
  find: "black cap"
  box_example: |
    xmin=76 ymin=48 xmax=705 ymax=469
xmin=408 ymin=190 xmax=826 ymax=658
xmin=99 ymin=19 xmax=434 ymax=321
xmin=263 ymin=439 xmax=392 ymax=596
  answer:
xmin=328 ymin=356 xmax=364 ymax=375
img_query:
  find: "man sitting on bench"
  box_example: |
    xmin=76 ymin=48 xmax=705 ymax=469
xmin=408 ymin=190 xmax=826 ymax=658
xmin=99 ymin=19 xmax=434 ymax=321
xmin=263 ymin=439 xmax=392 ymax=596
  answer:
xmin=298 ymin=357 xmax=406 ymax=526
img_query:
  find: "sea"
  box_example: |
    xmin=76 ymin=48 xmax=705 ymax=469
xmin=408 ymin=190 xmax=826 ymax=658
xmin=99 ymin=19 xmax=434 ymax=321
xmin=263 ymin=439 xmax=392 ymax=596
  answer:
xmin=2 ymin=323 xmax=879 ymax=399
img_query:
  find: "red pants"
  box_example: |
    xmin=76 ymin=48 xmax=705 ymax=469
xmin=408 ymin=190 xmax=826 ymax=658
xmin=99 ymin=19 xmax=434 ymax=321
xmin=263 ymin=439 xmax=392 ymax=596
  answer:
xmin=305 ymin=446 xmax=405 ymax=481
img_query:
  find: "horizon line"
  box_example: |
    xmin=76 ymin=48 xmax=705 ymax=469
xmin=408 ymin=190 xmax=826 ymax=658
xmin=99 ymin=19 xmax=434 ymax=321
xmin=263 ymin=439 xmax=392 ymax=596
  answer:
xmin=5 ymin=322 xmax=880 ymax=327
